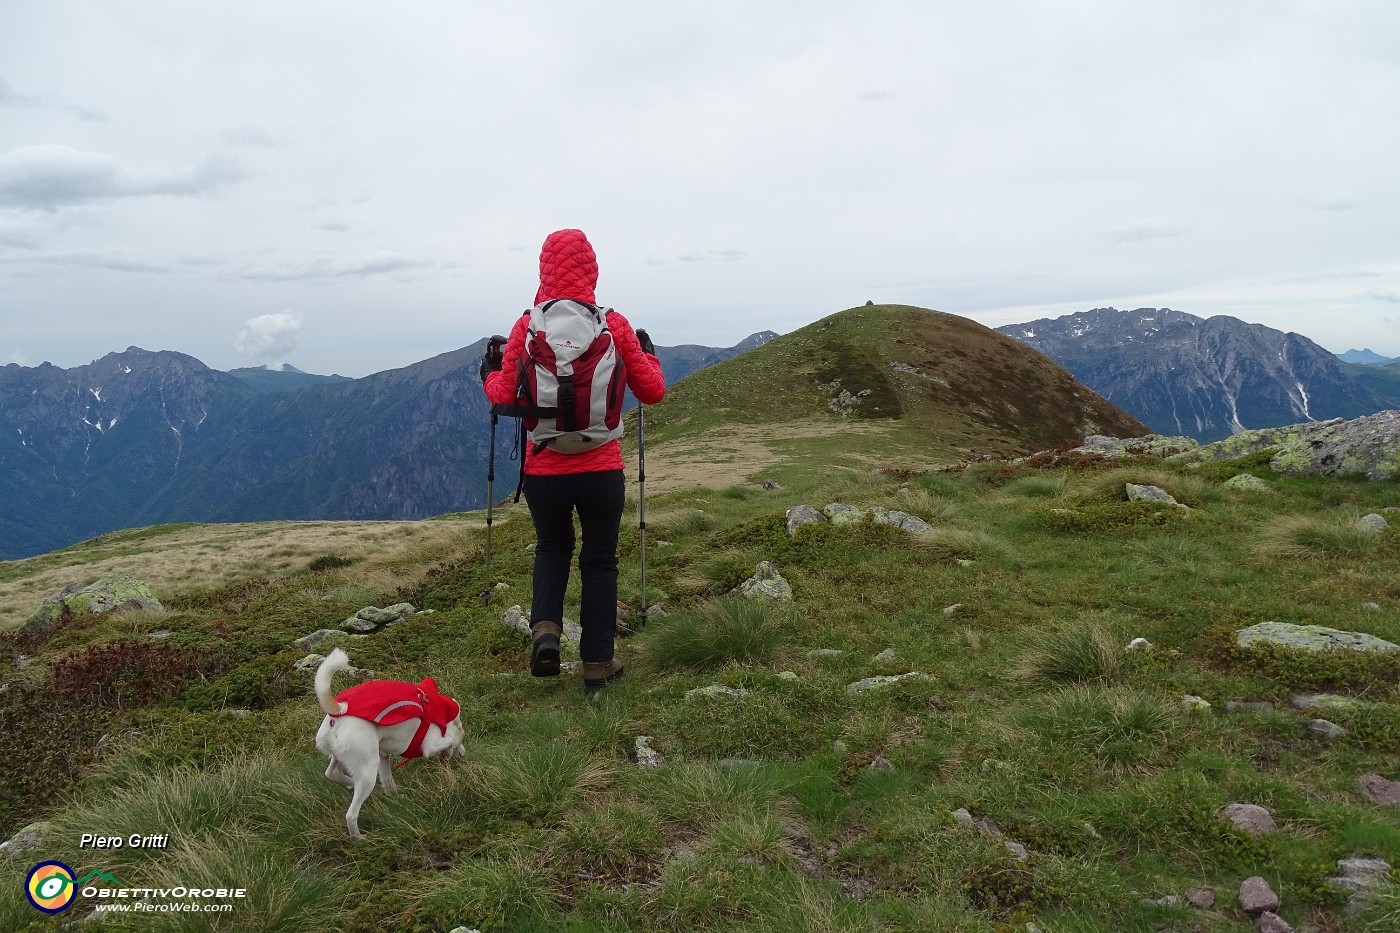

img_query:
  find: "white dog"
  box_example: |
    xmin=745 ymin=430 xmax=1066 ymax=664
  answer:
xmin=314 ymin=648 xmax=466 ymax=837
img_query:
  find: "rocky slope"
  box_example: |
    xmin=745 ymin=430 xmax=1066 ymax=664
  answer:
xmin=998 ymin=308 xmax=1388 ymax=442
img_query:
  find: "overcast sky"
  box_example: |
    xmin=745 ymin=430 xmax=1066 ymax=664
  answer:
xmin=3 ymin=1 xmax=1399 ymax=377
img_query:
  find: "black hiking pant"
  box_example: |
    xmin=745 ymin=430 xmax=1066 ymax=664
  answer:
xmin=523 ymin=470 xmax=626 ymax=663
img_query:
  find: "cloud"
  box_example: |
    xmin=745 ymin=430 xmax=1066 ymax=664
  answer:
xmin=1366 ymin=291 xmax=1400 ymax=304
xmin=674 ymin=249 xmax=748 ymax=263
xmin=1318 ymin=197 xmax=1362 ymax=211
xmin=0 ymin=251 xmax=173 ymax=274
xmin=235 ymin=310 xmax=303 ymax=364
xmin=7 ymin=349 xmax=29 ymax=367
xmin=0 ymin=77 xmax=106 ymax=122
xmin=0 ymin=145 xmax=248 ymax=211
xmin=1109 ymin=221 xmax=1189 ymax=243
xmin=317 ymin=220 xmax=351 ymax=232
xmin=238 ymin=251 xmax=450 ymax=282
xmin=860 ymin=90 xmax=896 ymax=102
xmin=0 ymin=220 xmax=41 ymax=250
xmin=221 ymin=126 xmax=286 ymax=148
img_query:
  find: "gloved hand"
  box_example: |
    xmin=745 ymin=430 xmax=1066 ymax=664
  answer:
xmin=635 ymin=329 xmax=655 ymax=355
xmin=479 ymin=337 xmax=505 ymax=383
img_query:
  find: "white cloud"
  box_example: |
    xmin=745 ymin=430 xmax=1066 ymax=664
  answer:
xmin=1109 ymin=222 xmax=1190 ymax=244
xmin=0 ymin=76 xmax=106 ymax=122
xmin=7 ymin=349 xmax=29 ymax=366
xmin=0 ymin=145 xmax=248 ymax=211
xmin=235 ymin=310 xmax=304 ymax=364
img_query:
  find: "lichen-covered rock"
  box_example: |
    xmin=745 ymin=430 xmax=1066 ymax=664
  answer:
xmin=634 ymin=736 xmax=662 ymax=767
xmin=1290 ymin=693 xmax=1364 ymax=713
xmin=1126 ymin=484 xmax=1185 ymax=508
xmin=1237 ymin=621 xmax=1398 ymax=654
xmin=848 ymin=672 xmax=925 ymax=694
xmin=499 ymin=605 xmax=531 ymax=637
xmin=356 ymin=603 xmax=416 ymax=625
xmin=740 ymin=561 xmax=793 ymax=601
xmin=340 ymin=617 xmax=379 ymax=635
xmin=23 ymin=574 xmax=163 ymax=632
xmin=1074 ymin=434 xmax=1200 ymax=459
xmin=1307 ymin=719 xmax=1348 ymax=740
xmin=293 ymin=653 xmax=327 ymax=673
xmin=1223 ymin=473 xmax=1274 ymax=493
xmin=1168 ymin=410 xmax=1400 ymax=480
xmin=823 ymin=503 xmax=865 ymax=526
xmin=686 ymin=685 xmax=750 ymax=700
xmin=1182 ymin=695 xmax=1212 ymax=713
xmin=295 ymin=629 xmax=349 ymax=652
xmin=0 ymin=821 xmax=55 ymax=858
xmin=871 ymin=507 xmax=933 ymax=534
xmin=785 ymin=505 xmax=825 ymax=536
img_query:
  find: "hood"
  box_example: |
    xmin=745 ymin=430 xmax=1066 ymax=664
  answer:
xmin=535 ymin=228 xmax=598 ymax=306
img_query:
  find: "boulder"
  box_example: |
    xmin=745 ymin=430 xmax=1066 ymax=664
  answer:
xmin=1255 ymin=912 xmax=1293 ymax=933
xmin=1168 ymin=410 xmax=1400 ymax=480
xmin=871 ymin=507 xmax=933 ymax=534
xmin=785 ymin=505 xmax=825 ymax=536
xmin=1290 ymin=693 xmax=1363 ymax=713
xmin=295 ymin=629 xmax=349 ymax=652
xmin=1223 ymin=473 xmax=1274 ymax=493
xmin=1126 ymin=484 xmax=1186 ymax=508
xmin=1220 ymin=803 xmax=1278 ymax=838
xmin=740 ymin=561 xmax=793 ymax=601
xmin=1186 ymin=888 xmax=1216 ymax=909
xmin=1074 ymin=434 xmax=1199 ymax=458
xmin=0 ymin=821 xmax=55 ymax=858
xmin=1306 ymin=719 xmax=1347 ymax=740
xmin=1327 ymin=857 xmax=1391 ymax=912
xmin=1357 ymin=773 xmax=1400 ymax=806
xmin=1238 ymin=876 xmax=1280 ymax=915
xmin=1237 ymin=621 xmax=1398 ymax=654
xmin=1360 ymin=512 xmax=1389 ymax=532
xmin=823 ymin=503 xmax=864 ymax=526
xmin=24 ymin=574 xmax=163 ymax=632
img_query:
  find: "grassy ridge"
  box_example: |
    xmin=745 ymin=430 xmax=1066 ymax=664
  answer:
xmin=644 ymin=305 xmax=1148 ymax=459
xmin=1 ymin=439 xmax=1398 ymax=930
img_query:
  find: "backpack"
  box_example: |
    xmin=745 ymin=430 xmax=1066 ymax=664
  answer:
xmin=494 ymin=299 xmax=627 ymax=456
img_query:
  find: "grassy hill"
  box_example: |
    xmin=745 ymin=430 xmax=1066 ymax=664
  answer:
xmin=1 ymin=310 xmax=1397 ymax=931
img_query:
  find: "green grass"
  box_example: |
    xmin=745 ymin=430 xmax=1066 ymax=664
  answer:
xmin=1 ymin=440 xmax=1398 ymax=932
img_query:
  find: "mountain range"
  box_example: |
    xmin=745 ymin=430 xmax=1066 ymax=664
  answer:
xmin=996 ymin=308 xmax=1398 ymax=442
xmin=0 ymin=333 xmax=774 ymax=561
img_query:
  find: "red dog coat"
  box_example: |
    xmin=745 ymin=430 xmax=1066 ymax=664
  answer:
xmin=331 ymin=677 xmax=460 ymax=767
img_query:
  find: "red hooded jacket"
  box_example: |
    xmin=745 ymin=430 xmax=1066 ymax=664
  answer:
xmin=484 ymin=229 xmax=666 ymax=476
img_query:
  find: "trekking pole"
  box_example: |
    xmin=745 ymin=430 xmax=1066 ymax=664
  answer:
xmin=480 ymin=336 xmax=507 ymax=604
xmin=637 ymin=403 xmax=648 ymax=626
xmin=480 ymin=407 xmax=498 ymax=604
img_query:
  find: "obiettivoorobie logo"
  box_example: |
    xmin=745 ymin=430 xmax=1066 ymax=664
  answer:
xmin=25 ymin=863 xmax=123 ymax=914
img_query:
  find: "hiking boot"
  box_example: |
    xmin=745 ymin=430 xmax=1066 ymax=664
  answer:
xmin=582 ymin=658 xmax=624 ymax=696
xmin=530 ymin=621 xmax=562 ymax=677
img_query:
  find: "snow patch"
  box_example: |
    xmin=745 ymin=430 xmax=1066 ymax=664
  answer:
xmin=1021 ymin=329 xmax=1036 ymax=338
xmin=108 ymin=417 xmax=119 ymax=429
xmin=1295 ymin=381 xmax=1314 ymax=421
xmin=121 ymin=365 xmax=132 ymax=374
xmin=89 ymin=387 xmax=102 ymax=402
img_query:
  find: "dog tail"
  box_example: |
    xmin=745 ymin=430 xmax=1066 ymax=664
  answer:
xmin=315 ymin=648 xmax=351 ymax=716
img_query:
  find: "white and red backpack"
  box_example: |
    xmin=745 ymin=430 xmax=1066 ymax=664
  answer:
xmin=495 ymin=299 xmax=627 ymax=455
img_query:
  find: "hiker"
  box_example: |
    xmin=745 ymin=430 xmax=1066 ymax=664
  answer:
xmin=481 ymin=228 xmax=666 ymax=694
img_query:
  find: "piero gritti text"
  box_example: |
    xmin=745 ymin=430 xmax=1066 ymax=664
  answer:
xmin=80 ymin=833 xmax=170 ymax=850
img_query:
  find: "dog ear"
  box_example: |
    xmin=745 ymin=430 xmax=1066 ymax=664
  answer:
xmin=420 ymin=677 xmax=438 ymax=694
